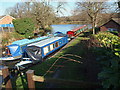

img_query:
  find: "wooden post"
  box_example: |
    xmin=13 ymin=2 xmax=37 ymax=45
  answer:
xmin=26 ymin=70 xmax=35 ymax=89
xmin=2 ymin=66 xmax=12 ymax=89
xmin=8 ymin=27 xmax=11 ymax=32
xmin=1 ymin=27 xmax=4 ymax=33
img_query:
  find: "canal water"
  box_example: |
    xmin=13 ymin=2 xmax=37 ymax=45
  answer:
xmin=51 ymin=24 xmax=91 ymax=34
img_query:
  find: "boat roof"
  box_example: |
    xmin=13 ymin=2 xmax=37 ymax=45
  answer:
xmin=28 ymin=37 xmax=63 ymax=47
xmin=72 ymin=25 xmax=86 ymax=32
xmin=12 ymin=36 xmax=49 ymax=46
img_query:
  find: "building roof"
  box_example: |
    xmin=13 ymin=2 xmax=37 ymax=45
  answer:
xmin=12 ymin=36 xmax=49 ymax=46
xmin=0 ymin=15 xmax=15 ymax=21
xmin=100 ymin=19 xmax=120 ymax=27
xmin=28 ymin=37 xmax=62 ymax=47
xmin=112 ymin=18 xmax=120 ymax=25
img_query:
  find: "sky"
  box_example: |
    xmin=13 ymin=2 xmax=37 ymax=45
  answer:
xmin=0 ymin=0 xmax=118 ymax=16
xmin=0 ymin=1 xmax=76 ymax=16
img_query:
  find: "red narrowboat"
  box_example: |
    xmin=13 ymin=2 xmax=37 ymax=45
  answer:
xmin=67 ymin=25 xmax=88 ymax=38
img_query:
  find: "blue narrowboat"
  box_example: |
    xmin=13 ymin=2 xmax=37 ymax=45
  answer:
xmin=0 ymin=32 xmax=68 ymax=67
xmin=25 ymin=36 xmax=68 ymax=63
xmin=0 ymin=36 xmax=50 ymax=63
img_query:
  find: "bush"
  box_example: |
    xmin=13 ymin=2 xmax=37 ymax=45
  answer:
xmin=93 ymin=32 xmax=120 ymax=89
xmin=13 ymin=18 xmax=35 ymax=38
xmin=2 ymin=32 xmax=24 ymax=47
xmin=38 ymin=26 xmax=52 ymax=36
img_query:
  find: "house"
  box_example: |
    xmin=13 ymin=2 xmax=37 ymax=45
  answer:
xmin=0 ymin=15 xmax=15 ymax=24
xmin=0 ymin=15 xmax=15 ymax=33
xmin=99 ymin=18 xmax=120 ymax=36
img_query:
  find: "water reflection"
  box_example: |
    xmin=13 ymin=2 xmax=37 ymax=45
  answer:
xmin=51 ymin=24 xmax=91 ymax=34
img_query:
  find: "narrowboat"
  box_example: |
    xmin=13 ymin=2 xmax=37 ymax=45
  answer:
xmin=67 ymin=25 xmax=88 ymax=38
xmin=24 ymin=35 xmax=68 ymax=63
xmin=0 ymin=36 xmax=50 ymax=66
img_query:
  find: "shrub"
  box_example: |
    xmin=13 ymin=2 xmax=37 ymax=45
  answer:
xmin=1 ymin=32 xmax=24 ymax=47
xmin=13 ymin=18 xmax=35 ymax=38
xmin=93 ymin=32 xmax=120 ymax=89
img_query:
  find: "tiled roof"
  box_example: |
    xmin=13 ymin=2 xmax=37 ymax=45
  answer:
xmin=0 ymin=15 xmax=15 ymax=20
xmin=112 ymin=18 xmax=120 ymax=25
xmin=99 ymin=18 xmax=120 ymax=27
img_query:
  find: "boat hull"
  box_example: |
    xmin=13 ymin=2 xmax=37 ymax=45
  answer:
xmin=0 ymin=55 xmax=22 ymax=68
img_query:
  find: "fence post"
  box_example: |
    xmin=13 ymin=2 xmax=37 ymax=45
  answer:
xmin=1 ymin=27 xmax=4 ymax=33
xmin=26 ymin=70 xmax=35 ymax=89
xmin=2 ymin=66 xmax=12 ymax=89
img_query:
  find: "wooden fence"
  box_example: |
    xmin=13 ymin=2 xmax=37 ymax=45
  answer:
xmin=26 ymin=70 xmax=101 ymax=89
xmin=0 ymin=66 xmax=12 ymax=89
xmin=0 ymin=67 xmax=102 ymax=89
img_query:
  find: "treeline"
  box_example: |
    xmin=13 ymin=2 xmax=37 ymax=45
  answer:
xmin=6 ymin=2 xmax=65 ymax=38
xmin=6 ymin=2 xmax=120 ymax=36
xmin=60 ymin=13 xmax=120 ymax=24
xmin=62 ymin=2 xmax=119 ymax=34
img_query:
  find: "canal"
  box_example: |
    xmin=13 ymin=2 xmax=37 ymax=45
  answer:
xmin=51 ymin=24 xmax=91 ymax=34
xmin=0 ymin=24 xmax=91 ymax=88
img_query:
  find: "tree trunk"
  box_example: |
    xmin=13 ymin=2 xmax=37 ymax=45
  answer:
xmin=92 ymin=27 xmax=95 ymax=34
xmin=92 ymin=19 xmax=96 ymax=34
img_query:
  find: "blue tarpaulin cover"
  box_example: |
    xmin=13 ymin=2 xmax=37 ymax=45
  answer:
xmin=7 ymin=44 xmax=22 ymax=57
xmin=12 ymin=36 xmax=49 ymax=46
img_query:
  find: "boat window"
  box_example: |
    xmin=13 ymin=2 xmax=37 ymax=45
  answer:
xmin=63 ymin=38 xmax=65 ymax=43
xmin=50 ymin=44 xmax=54 ymax=51
xmin=59 ymin=39 xmax=62 ymax=45
xmin=53 ymin=43 xmax=56 ymax=48
xmin=5 ymin=47 xmax=12 ymax=56
xmin=74 ymin=31 xmax=77 ymax=35
xmin=55 ymin=42 xmax=59 ymax=47
xmin=43 ymin=46 xmax=49 ymax=55
xmin=48 ymin=46 xmax=50 ymax=52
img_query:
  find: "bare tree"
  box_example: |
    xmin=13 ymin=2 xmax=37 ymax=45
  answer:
xmin=55 ymin=2 xmax=67 ymax=16
xmin=6 ymin=2 xmax=32 ymax=18
xmin=22 ymin=2 xmax=32 ymax=17
xmin=6 ymin=2 xmax=56 ymax=27
xmin=118 ymin=0 xmax=120 ymax=8
xmin=76 ymin=2 xmax=108 ymax=34
xmin=31 ymin=2 xmax=56 ymax=30
xmin=117 ymin=0 xmax=120 ymax=13
xmin=6 ymin=3 xmax=24 ymax=18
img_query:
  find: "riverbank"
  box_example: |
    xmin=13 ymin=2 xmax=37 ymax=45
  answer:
xmin=9 ymin=31 xmax=101 ymax=89
xmin=58 ymin=21 xmax=89 ymax=25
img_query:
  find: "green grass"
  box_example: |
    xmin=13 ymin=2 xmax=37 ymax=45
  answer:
xmin=30 ymin=37 xmax=88 ymax=86
xmin=11 ymin=36 xmax=90 ymax=89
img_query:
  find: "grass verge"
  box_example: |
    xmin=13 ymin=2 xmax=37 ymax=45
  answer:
xmin=11 ymin=36 xmax=92 ymax=89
